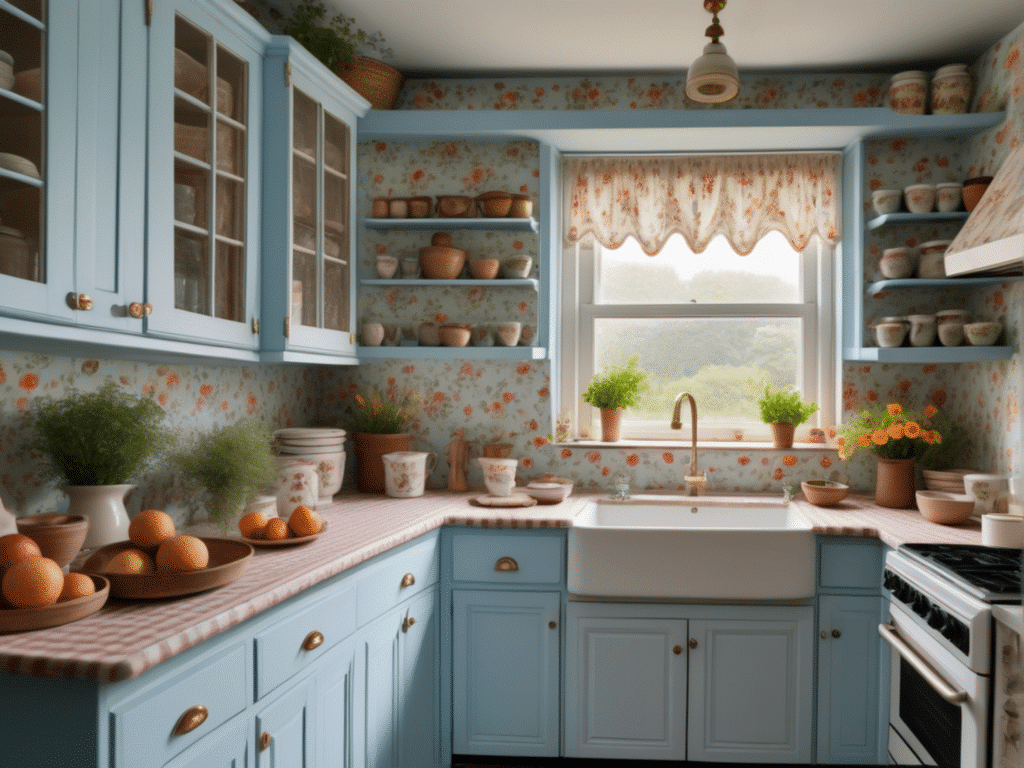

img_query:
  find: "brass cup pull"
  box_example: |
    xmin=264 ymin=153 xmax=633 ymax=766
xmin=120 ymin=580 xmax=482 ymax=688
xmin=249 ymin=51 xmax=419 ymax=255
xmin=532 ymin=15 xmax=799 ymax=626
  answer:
xmin=832 ymin=629 xmax=842 ymax=639
xmin=689 ymin=638 xmax=698 ymax=650
xmin=494 ymin=556 xmax=519 ymax=572
xmin=172 ymin=705 xmax=208 ymax=736
xmin=673 ymin=644 xmax=683 ymax=655
xmin=400 ymin=572 xmax=415 ymax=588
xmin=402 ymin=613 xmax=416 ymax=633
xmin=66 ymin=293 xmax=94 ymax=311
xmin=302 ymin=630 xmax=324 ymax=651
xmin=259 ymin=731 xmax=271 ymax=752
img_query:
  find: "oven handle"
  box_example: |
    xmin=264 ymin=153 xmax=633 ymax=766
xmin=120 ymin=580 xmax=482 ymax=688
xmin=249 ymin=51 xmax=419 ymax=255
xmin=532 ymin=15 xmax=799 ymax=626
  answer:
xmin=878 ymin=623 xmax=969 ymax=705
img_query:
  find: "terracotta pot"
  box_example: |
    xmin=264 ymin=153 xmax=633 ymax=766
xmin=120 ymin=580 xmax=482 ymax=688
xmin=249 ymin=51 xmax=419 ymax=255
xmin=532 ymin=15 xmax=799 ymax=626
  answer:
xmin=352 ymin=433 xmax=413 ymax=493
xmin=876 ymin=458 xmax=916 ymax=509
xmin=599 ymin=407 xmax=623 ymax=442
xmin=771 ymin=423 xmax=796 ymax=449
xmin=962 ymin=176 xmax=993 ymax=212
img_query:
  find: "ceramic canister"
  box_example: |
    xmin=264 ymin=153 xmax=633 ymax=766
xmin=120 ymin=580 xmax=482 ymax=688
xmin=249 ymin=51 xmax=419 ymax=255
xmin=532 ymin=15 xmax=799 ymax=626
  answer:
xmin=930 ymin=64 xmax=971 ymax=115
xmin=274 ymin=458 xmax=319 ymax=516
xmin=888 ymin=70 xmax=928 ymax=114
xmin=382 ymin=451 xmax=437 ymax=498
xmin=918 ymin=240 xmax=951 ymax=278
xmin=907 ymin=314 xmax=936 ymax=347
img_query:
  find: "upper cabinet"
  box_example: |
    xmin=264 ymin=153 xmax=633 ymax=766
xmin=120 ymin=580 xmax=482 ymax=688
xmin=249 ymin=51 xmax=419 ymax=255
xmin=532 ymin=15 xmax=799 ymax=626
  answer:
xmin=144 ymin=0 xmax=269 ymax=350
xmin=260 ymin=37 xmax=370 ymax=363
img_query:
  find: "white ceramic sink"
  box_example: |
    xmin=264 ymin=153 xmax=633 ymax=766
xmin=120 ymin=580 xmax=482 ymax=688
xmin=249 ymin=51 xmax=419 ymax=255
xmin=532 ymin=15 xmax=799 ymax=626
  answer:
xmin=567 ymin=496 xmax=816 ymax=601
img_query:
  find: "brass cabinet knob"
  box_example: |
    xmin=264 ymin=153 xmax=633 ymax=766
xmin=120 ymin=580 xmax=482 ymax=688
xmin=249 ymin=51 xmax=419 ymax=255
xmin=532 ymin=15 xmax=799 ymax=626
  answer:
xmin=259 ymin=731 xmax=271 ymax=752
xmin=549 ymin=621 xmax=557 ymax=630
xmin=172 ymin=705 xmax=208 ymax=736
xmin=494 ymin=556 xmax=519 ymax=572
xmin=302 ymin=630 xmax=324 ymax=651
xmin=689 ymin=638 xmax=698 ymax=650
xmin=832 ymin=629 xmax=842 ymax=639
xmin=401 ymin=613 xmax=416 ymax=633
xmin=66 ymin=293 xmax=93 ymax=311
xmin=144 ymin=302 xmax=153 ymax=315
xmin=673 ymin=644 xmax=683 ymax=655
xmin=400 ymin=572 xmax=415 ymax=588
xmin=128 ymin=302 xmax=145 ymax=318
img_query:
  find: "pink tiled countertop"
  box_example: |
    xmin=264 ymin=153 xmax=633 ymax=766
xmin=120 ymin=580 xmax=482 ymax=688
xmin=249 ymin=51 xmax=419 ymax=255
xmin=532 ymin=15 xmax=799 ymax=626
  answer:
xmin=0 ymin=490 xmax=982 ymax=682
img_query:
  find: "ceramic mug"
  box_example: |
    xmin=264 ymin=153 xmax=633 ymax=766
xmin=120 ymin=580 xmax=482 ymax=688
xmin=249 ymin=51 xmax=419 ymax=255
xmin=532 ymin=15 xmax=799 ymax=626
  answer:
xmin=963 ymin=473 xmax=1010 ymax=515
xmin=274 ymin=458 xmax=319 ymax=516
xmin=382 ymin=451 xmax=437 ymax=498
xmin=478 ymin=457 xmax=518 ymax=497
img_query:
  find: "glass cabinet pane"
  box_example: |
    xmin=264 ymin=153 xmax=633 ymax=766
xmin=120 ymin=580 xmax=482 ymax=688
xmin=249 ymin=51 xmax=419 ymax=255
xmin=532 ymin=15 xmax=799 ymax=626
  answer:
xmin=172 ymin=14 xmax=247 ymax=322
xmin=0 ymin=0 xmax=45 ymax=284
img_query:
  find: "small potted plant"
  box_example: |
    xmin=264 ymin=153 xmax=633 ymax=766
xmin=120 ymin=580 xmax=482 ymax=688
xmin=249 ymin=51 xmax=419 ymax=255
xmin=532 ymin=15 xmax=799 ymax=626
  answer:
xmin=755 ymin=382 xmax=819 ymax=449
xmin=26 ymin=381 xmax=173 ymax=548
xmin=582 ymin=355 xmax=651 ymax=442
xmin=173 ymin=419 xmax=277 ymax=532
xmin=275 ymin=0 xmax=402 ymax=109
xmin=346 ymin=387 xmax=420 ymax=493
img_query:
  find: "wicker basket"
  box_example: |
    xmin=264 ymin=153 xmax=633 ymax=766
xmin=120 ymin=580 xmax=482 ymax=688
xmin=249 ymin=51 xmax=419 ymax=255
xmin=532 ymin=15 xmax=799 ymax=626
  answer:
xmin=335 ymin=57 xmax=404 ymax=110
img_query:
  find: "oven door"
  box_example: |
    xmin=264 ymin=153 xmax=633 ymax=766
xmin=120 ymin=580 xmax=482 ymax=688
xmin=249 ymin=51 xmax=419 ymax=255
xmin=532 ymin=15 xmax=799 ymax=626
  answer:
xmin=880 ymin=603 xmax=990 ymax=768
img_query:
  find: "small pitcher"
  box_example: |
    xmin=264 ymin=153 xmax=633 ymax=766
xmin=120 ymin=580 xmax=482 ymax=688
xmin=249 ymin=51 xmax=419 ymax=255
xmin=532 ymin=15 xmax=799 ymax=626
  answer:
xmin=275 ymin=458 xmax=319 ymax=516
xmin=382 ymin=451 xmax=438 ymax=498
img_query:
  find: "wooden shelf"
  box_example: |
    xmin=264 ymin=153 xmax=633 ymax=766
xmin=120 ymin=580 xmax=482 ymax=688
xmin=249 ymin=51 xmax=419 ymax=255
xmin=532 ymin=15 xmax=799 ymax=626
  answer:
xmin=865 ymin=276 xmax=1020 ymax=297
xmin=866 ymin=211 xmax=970 ymax=230
xmin=363 ymin=217 xmax=538 ymax=233
xmin=358 ymin=345 xmax=547 ymax=361
xmin=360 ymin=277 xmax=538 ymax=289
xmin=843 ymin=345 xmax=1014 ymax=363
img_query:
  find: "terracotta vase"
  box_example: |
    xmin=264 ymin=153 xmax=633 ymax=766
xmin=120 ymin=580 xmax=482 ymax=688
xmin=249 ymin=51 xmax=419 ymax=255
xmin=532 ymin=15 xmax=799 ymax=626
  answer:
xmin=63 ymin=483 xmax=135 ymax=549
xmin=352 ymin=433 xmax=413 ymax=493
xmin=599 ymin=407 xmax=624 ymax=442
xmin=771 ymin=423 xmax=796 ymax=449
xmin=875 ymin=458 xmax=916 ymax=509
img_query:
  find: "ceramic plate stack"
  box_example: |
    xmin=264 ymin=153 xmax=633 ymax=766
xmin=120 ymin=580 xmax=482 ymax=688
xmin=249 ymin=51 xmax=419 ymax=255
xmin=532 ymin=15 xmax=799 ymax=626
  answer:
xmin=921 ymin=468 xmax=972 ymax=494
xmin=275 ymin=428 xmax=346 ymax=500
xmin=0 ymin=152 xmax=40 ymax=180
xmin=0 ymin=51 xmax=14 ymax=90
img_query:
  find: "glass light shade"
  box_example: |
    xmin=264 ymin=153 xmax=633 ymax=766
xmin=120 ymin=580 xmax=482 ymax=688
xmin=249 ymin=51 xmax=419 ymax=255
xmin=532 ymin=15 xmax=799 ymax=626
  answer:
xmin=685 ymin=41 xmax=739 ymax=103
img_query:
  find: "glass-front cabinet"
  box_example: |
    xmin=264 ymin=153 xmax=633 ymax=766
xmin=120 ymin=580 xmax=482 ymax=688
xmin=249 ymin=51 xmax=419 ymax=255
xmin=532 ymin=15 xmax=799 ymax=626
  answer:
xmin=261 ymin=37 xmax=369 ymax=363
xmin=146 ymin=0 xmax=267 ymax=350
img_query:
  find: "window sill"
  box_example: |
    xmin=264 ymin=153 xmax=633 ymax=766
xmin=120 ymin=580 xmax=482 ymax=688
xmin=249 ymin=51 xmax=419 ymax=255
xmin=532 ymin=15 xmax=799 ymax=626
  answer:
xmin=556 ymin=440 xmax=836 ymax=452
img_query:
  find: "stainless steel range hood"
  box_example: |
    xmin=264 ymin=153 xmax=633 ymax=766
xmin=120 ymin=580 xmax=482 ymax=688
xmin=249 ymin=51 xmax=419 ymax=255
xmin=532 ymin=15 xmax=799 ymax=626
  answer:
xmin=945 ymin=143 xmax=1024 ymax=277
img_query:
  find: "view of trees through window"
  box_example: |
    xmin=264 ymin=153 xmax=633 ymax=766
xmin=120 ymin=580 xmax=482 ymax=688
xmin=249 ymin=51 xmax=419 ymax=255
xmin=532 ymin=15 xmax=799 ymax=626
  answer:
xmin=591 ymin=232 xmax=808 ymax=435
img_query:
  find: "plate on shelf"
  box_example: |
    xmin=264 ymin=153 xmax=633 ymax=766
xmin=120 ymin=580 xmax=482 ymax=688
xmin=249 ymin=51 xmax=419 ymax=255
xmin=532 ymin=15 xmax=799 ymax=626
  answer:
xmin=0 ymin=575 xmax=109 ymax=634
xmin=0 ymin=153 xmax=40 ymax=180
xmin=82 ymin=538 xmax=253 ymax=599
xmin=241 ymin=520 xmax=328 ymax=548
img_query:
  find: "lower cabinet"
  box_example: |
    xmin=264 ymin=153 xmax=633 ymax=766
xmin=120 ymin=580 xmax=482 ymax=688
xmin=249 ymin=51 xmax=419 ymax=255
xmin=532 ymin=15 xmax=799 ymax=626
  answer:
xmin=451 ymin=589 xmax=561 ymax=757
xmin=162 ymin=716 xmax=249 ymax=768
xmin=565 ymin=602 xmax=814 ymax=763
xmin=255 ymin=676 xmax=315 ymax=766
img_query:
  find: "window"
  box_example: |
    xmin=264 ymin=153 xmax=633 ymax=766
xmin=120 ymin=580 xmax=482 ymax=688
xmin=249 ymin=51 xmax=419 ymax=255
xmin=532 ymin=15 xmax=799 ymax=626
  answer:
xmin=560 ymin=230 xmax=835 ymax=442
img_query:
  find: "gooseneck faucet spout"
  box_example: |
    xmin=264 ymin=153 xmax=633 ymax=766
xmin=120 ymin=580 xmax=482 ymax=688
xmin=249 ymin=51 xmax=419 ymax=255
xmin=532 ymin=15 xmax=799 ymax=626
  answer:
xmin=671 ymin=392 xmax=705 ymax=496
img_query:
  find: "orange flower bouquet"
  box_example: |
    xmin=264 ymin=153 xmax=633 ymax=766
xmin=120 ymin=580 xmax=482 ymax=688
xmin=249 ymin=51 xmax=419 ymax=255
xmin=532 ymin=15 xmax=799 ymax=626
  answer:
xmin=834 ymin=403 xmax=942 ymax=462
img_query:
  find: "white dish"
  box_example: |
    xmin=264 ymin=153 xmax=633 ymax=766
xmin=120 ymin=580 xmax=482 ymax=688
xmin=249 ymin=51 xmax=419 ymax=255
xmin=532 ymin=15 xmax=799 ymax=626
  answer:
xmin=275 ymin=427 xmax=346 ymax=440
xmin=0 ymin=152 xmax=40 ymax=180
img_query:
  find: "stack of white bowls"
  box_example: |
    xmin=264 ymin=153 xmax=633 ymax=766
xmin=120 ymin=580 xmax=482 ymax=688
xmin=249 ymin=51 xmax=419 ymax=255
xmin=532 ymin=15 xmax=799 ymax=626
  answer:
xmin=920 ymin=468 xmax=971 ymax=494
xmin=275 ymin=428 xmax=346 ymax=499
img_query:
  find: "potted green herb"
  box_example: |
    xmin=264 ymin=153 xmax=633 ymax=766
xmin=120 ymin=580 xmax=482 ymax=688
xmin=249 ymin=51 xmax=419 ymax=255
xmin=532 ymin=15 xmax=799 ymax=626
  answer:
xmin=582 ymin=355 xmax=651 ymax=442
xmin=346 ymin=388 xmax=420 ymax=493
xmin=754 ymin=382 xmax=819 ymax=448
xmin=26 ymin=381 xmax=173 ymax=548
xmin=173 ymin=420 xmax=277 ymax=532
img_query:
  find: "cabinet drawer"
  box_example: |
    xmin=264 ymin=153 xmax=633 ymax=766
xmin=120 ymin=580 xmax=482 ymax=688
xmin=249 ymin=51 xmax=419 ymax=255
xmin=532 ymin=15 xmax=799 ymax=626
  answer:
xmin=255 ymin=582 xmax=357 ymax=699
xmin=819 ymin=539 xmax=883 ymax=591
xmin=452 ymin=531 xmax=564 ymax=584
xmin=357 ymin=535 xmax=439 ymax=626
xmin=112 ymin=643 xmax=248 ymax=768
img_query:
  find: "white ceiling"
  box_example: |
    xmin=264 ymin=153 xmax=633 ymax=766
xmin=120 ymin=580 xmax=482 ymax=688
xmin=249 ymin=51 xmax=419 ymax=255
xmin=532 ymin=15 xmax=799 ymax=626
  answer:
xmin=279 ymin=0 xmax=1024 ymax=78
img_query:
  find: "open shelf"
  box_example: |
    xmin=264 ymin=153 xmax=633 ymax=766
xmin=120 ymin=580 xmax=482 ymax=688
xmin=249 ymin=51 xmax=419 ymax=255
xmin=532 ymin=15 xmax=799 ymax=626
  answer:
xmin=866 ymin=211 xmax=970 ymax=230
xmin=864 ymin=275 xmax=1020 ymax=297
xmin=360 ymin=277 xmax=538 ymax=289
xmin=844 ymin=345 xmax=1014 ymax=363
xmin=363 ymin=217 xmax=538 ymax=233
xmin=358 ymin=345 xmax=547 ymax=361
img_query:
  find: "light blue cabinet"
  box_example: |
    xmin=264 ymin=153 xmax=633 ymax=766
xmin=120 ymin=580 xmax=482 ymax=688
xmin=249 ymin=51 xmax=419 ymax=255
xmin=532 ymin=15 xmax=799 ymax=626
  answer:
xmin=255 ymin=676 xmax=314 ymax=767
xmin=162 ymin=716 xmax=249 ymax=768
xmin=261 ymin=38 xmax=370 ymax=363
xmin=452 ymin=589 xmax=561 ymax=757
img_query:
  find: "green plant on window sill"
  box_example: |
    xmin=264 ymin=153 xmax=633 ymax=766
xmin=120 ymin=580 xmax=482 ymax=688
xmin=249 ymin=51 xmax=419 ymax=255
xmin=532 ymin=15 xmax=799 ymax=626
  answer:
xmin=582 ymin=355 xmax=651 ymax=410
xmin=753 ymin=381 xmax=819 ymax=426
xmin=272 ymin=0 xmax=392 ymax=72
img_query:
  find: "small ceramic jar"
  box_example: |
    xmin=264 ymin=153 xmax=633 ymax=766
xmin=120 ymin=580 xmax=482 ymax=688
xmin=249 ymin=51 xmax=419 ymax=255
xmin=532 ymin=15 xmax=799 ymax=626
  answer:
xmin=495 ymin=321 xmax=522 ymax=346
xmin=361 ymin=322 xmax=384 ymax=346
xmin=888 ymin=70 xmax=928 ymax=114
xmin=371 ymin=197 xmax=389 ymax=218
xmin=407 ymin=196 xmax=431 ymax=218
xmin=518 ymin=324 xmax=535 ymax=347
xmin=870 ymin=189 xmax=902 ymax=216
xmin=501 ymin=254 xmax=533 ymax=279
xmin=903 ymin=183 xmax=936 ymax=213
xmin=382 ymin=324 xmax=400 ymax=346
xmin=387 ymin=197 xmax=408 ymax=218
xmin=930 ymin=64 xmax=971 ymax=115
xmin=873 ymin=316 xmax=907 ymax=346
xmin=907 ymin=314 xmax=937 ymax=347
xmin=937 ymin=321 xmax=964 ymax=347
xmin=875 ymin=322 xmax=908 ymax=348
xmin=375 ymin=254 xmax=399 ymax=279
xmin=418 ymin=321 xmax=440 ymax=346
xmin=935 ymin=182 xmax=963 ymax=212
xmin=936 ymin=309 xmax=969 ymax=326
xmin=962 ymin=176 xmax=993 ymax=211
xmin=963 ymin=321 xmax=1002 ymax=346
xmin=400 ymin=255 xmax=421 ymax=278
xmin=880 ymin=247 xmax=916 ymax=279
xmin=918 ymin=240 xmax=950 ymax=278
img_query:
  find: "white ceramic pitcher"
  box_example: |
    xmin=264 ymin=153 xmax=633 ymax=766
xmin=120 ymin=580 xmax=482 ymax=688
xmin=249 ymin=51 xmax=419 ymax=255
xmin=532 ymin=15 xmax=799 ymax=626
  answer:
xmin=382 ymin=451 xmax=437 ymax=498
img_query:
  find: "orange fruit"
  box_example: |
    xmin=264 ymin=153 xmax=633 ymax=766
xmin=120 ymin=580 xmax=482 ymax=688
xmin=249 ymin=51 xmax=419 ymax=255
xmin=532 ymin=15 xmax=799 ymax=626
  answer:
xmin=156 ymin=535 xmax=209 ymax=573
xmin=129 ymin=509 xmax=176 ymax=549
xmin=58 ymin=572 xmax=96 ymax=602
xmin=288 ymin=506 xmax=322 ymax=538
xmin=2 ymin=555 xmax=64 ymax=608
xmin=264 ymin=517 xmax=289 ymax=541
xmin=238 ymin=510 xmax=270 ymax=539
xmin=0 ymin=533 xmax=42 ymax=574
xmin=105 ymin=548 xmax=156 ymax=575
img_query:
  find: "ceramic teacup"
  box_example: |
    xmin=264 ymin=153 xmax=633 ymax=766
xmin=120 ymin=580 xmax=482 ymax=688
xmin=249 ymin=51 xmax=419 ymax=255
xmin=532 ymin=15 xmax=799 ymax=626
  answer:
xmin=478 ymin=457 xmax=519 ymax=497
xmin=963 ymin=473 xmax=1010 ymax=515
xmin=382 ymin=451 xmax=437 ymax=498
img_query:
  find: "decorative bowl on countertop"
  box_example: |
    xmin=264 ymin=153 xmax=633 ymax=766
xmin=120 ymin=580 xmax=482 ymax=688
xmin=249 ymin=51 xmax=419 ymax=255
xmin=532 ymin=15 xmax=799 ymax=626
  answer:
xmin=525 ymin=480 xmax=573 ymax=505
xmin=801 ymin=480 xmax=849 ymax=507
xmin=0 ymin=575 xmax=109 ymax=634
xmin=15 ymin=513 xmax=89 ymax=569
xmin=915 ymin=491 xmax=974 ymax=525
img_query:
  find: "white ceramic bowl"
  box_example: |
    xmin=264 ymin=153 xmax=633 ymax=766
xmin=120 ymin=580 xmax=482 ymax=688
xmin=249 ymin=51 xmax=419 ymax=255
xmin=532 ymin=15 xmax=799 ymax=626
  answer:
xmin=915 ymin=491 xmax=974 ymax=525
xmin=875 ymin=322 xmax=908 ymax=348
xmin=879 ymin=247 xmax=916 ymax=279
xmin=903 ymin=183 xmax=936 ymax=213
xmin=525 ymin=481 xmax=573 ymax=505
xmin=501 ymin=254 xmax=533 ymax=279
xmin=870 ymin=189 xmax=902 ymax=216
xmin=963 ymin=321 xmax=1002 ymax=346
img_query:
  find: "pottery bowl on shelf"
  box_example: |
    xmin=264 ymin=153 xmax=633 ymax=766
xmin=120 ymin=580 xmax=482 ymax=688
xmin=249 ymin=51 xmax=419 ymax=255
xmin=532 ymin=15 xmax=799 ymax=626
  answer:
xmin=15 ymin=513 xmax=89 ymax=569
xmin=407 ymin=196 xmax=432 ymax=218
xmin=438 ymin=323 xmax=472 ymax=347
xmin=879 ymin=247 xmax=916 ymax=279
xmin=467 ymin=257 xmax=500 ymax=280
xmin=875 ymin=322 xmax=908 ymax=348
xmin=963 ymin=321 xmax=1002 ymax=346
xmin=935 ymin=182 xmax=963 ymax=212
xmin=903 ymin=184 xmax=935 ymax=214
xmin=801 ymin=480 xmax=849 ymax=507
xmin=501 ymin=254 xmax=533 ymax=279
xmin=870 ymin=189 xmax=902 ymax=216
xmin=509 ymin=194 xmax=533 ymax=218
xmin=915 ymin=491 xmax=974 ymax=525
xmin=436 ymin=195 xmax=474 ymax=218
xmin=962 ymin=176 xmax=992 ymax=212
xmin=476 ymin=191 xmax=512 ymax=218
xmin=419 ymin=245 xmax=466 ymax=279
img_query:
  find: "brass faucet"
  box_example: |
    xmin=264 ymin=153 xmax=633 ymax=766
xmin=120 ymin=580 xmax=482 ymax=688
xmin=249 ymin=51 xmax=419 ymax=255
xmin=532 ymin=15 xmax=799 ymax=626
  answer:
xmin=671 ymin=392 xmax=705 ymax=496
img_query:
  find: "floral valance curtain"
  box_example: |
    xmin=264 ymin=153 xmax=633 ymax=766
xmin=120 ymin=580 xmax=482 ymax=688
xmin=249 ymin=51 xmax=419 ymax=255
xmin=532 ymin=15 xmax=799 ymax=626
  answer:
xmin=564 ymin=153 xmax=841 ymax=255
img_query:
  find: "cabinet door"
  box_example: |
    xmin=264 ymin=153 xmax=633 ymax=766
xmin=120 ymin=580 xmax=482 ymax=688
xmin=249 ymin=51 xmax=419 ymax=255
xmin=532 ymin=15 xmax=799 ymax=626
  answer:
xmin=256 ymin=678 xmax=313 ymax=768
xmin=452 ymin=590 xmax=560 ymax=757
xmin=145 ymin=0 xmax=262 ymax=349
xmin=317 ymin=641 xmax=357 ymax=768
xmin=817 ymin=594 xmax=884 ymax=764
xmin=688 ymin=614 xmax=813 ymax=763
xmin=163 ymin=716 xmax=248 ymax=768
xmin=564 ymin=615 xmax=688 ymax=761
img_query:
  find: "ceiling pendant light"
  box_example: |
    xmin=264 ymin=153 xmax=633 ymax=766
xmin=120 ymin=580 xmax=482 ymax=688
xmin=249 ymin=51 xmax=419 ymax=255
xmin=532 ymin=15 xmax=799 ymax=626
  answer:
xmin=685 ymin=0 xmax=740 ymax=103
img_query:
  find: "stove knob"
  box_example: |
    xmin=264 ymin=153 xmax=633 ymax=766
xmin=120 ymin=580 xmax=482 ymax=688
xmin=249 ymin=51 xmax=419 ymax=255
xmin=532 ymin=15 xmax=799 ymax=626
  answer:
xmin=912 ymin=594 xmax=930 ymax=617
xmin=884 ymin=572 xmax=897 ymax=592
xmin=927 ymin=606 xmax=945 ymax=629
